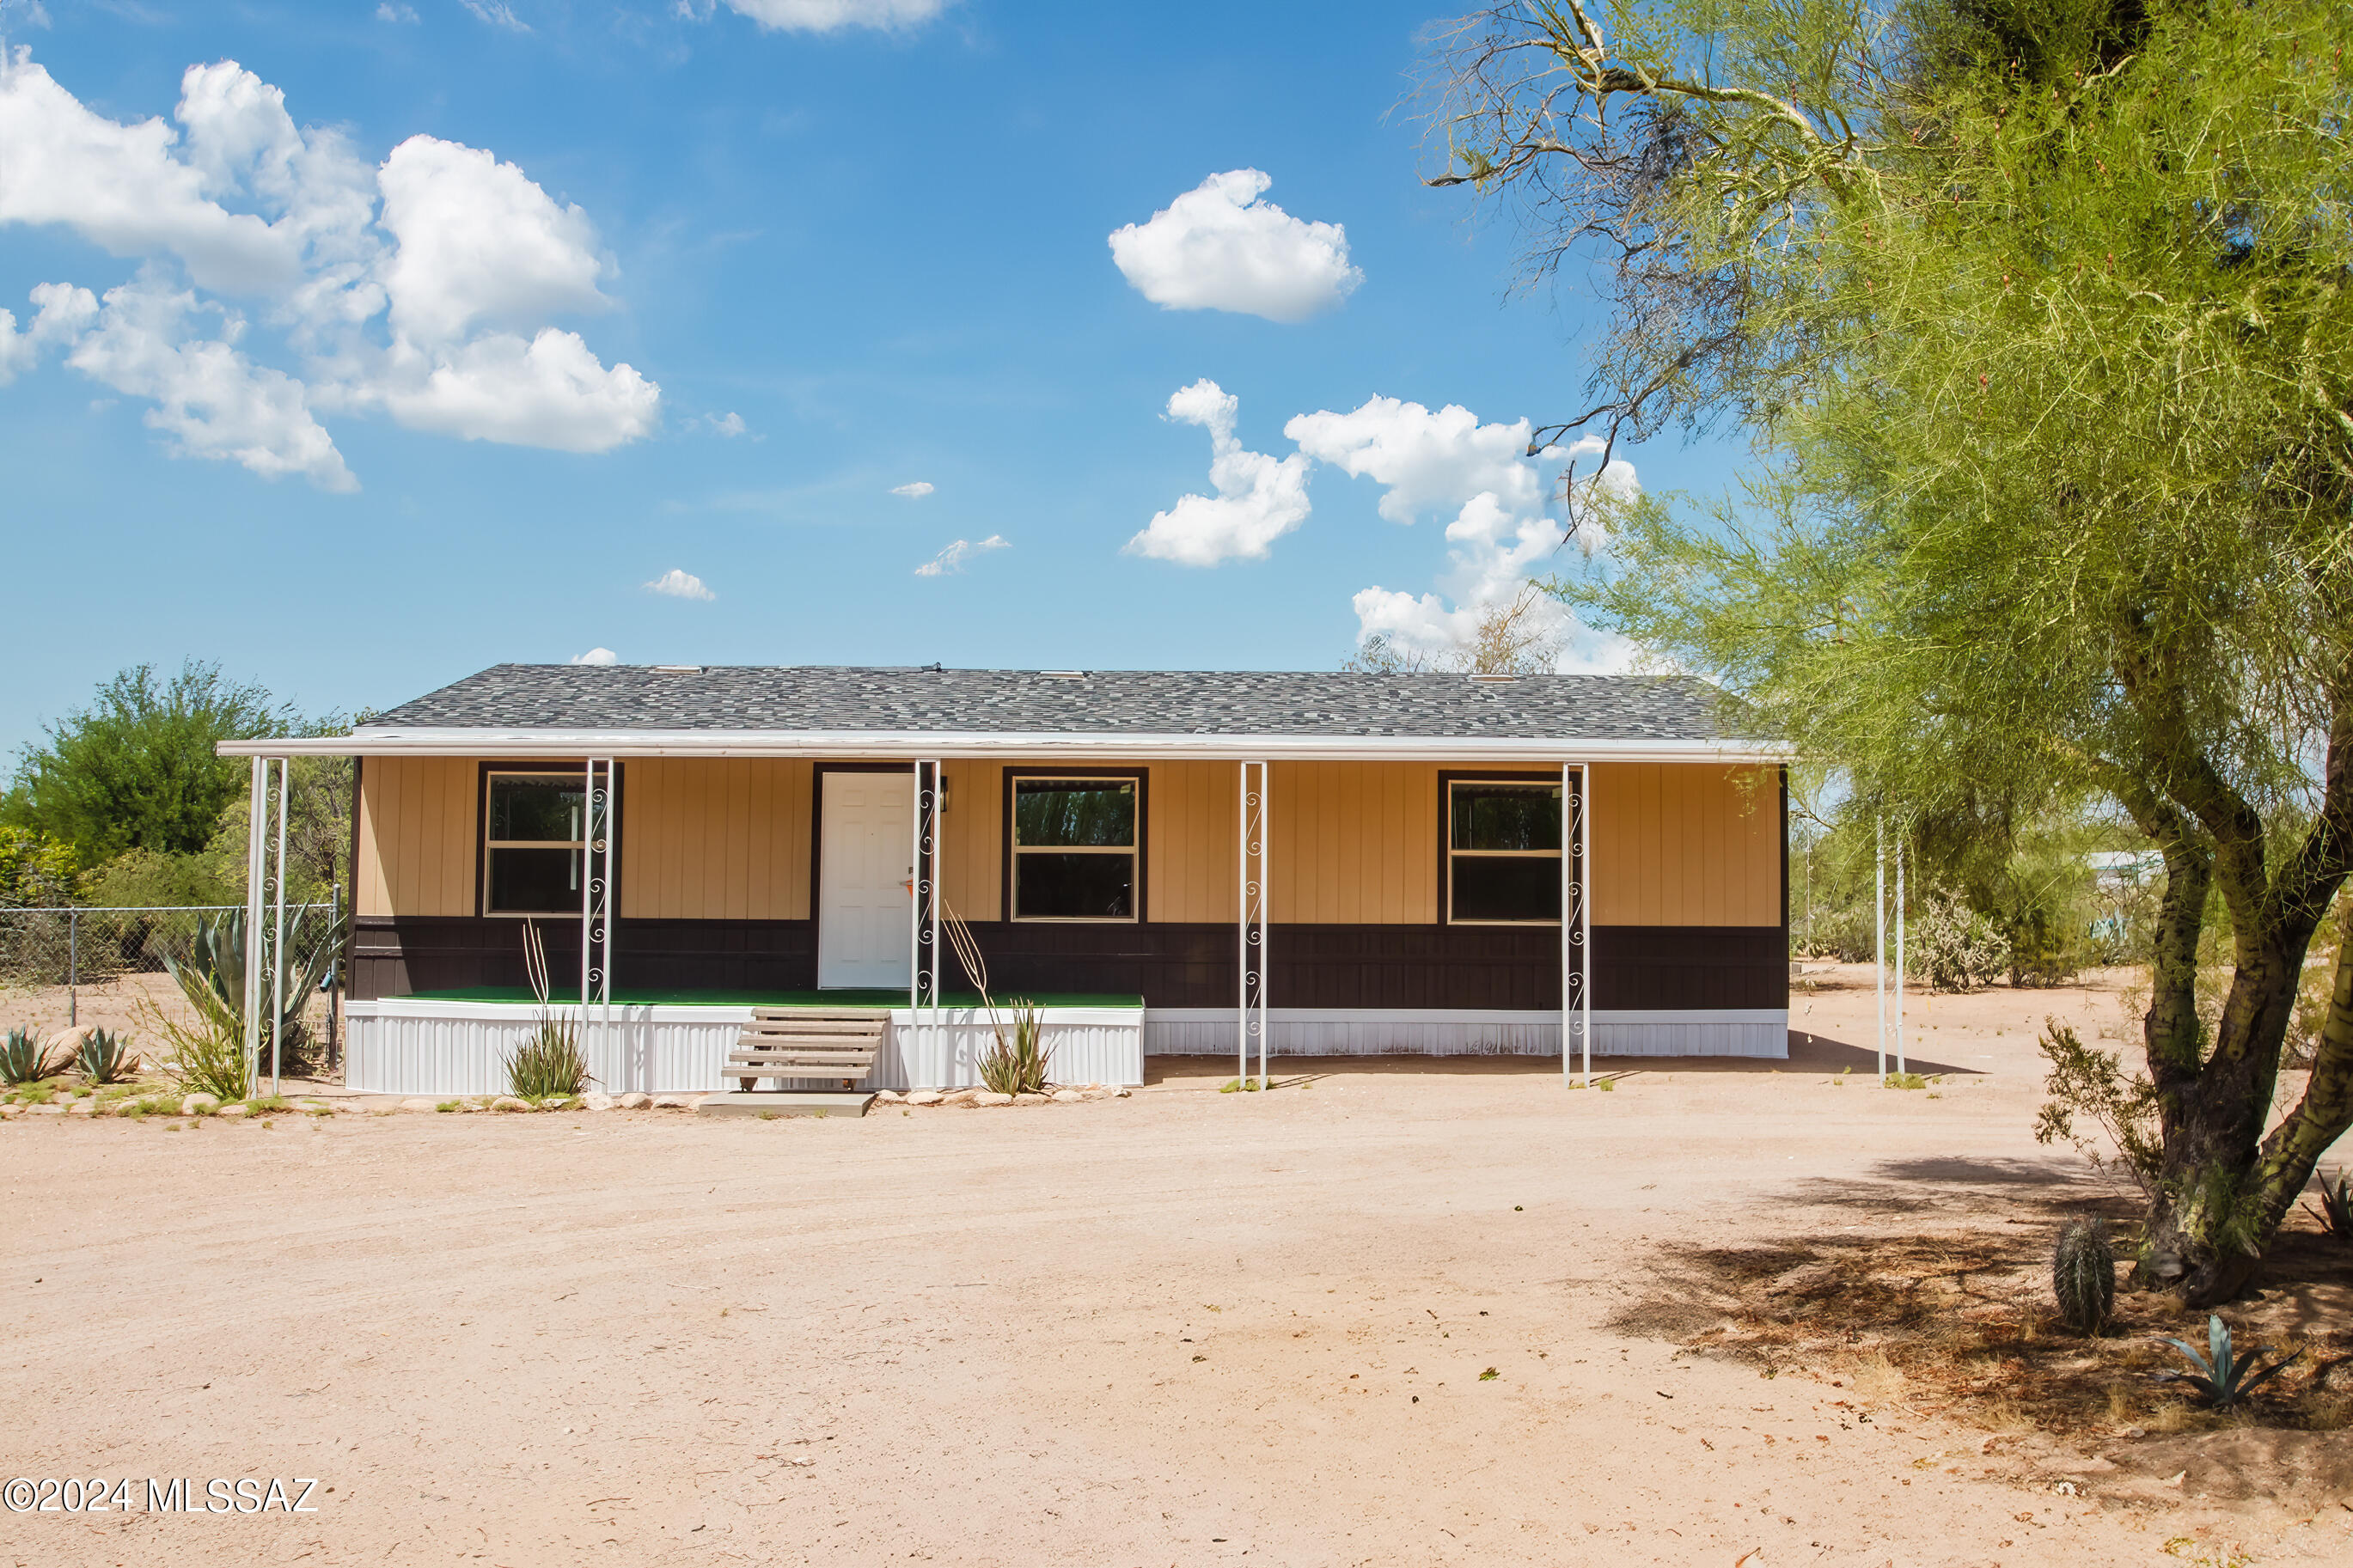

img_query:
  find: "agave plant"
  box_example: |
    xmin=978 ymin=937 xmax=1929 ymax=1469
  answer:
xmin=978 ymin=1000 xmax=1050 ymax=1096
xmin=2304 ymin=1168 xmax=2352 ymax=1241
xmin=74 ymin=1028 xmax=137 ymax=1085
xmin=2153 ymin=1315 xmax=2302 ymax=1410
xmin=1 ymin=1027 xmax=64 ymax=1087
xmin=162 ymin=906 xmax=345 ymax=1077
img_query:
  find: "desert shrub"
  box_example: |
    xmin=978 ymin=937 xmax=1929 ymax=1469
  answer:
xmin=74 ymin=1028 xmax=137 ymax=1084
xmin=1 ymin=1028 xmax=64 ymax=1085
xmin=156 ymin=1007 xmax=252 ymax=1102
xmin=504 ymin=1016 xmax=588 ymax=1101
xmin=2052 ymin=1217 xmax=2116 ymax=1335
xmin=2006 ymin=907 xmax=2081 ymax=988
xmin=1915 ymin=888 xmax=2008 ymax=991
xmin=2032 ymin=1020 xmax=2162 ymax=1196
xmin=978 ymin=1001 xmax=1049 ymax=1095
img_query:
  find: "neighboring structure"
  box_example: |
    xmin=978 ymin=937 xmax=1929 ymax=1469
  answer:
xmin=222 ymin=665 xmax=1789 ymax=1095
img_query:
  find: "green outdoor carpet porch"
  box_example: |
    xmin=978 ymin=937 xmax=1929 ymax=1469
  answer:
xmin=399 ymin=987 xmax=1143 ymax=1010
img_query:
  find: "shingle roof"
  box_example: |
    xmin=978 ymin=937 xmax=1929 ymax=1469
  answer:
xmin=364 ymin=664 xmax=1748 ymax=743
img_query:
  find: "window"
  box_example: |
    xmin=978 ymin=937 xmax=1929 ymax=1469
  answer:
xmin=484 ymin=771 xmax=588 ymax=916
xmin=1011 ymin=777 xmax=1139 ymax=920
xmin=1446 ymin=779 xmax=1562 ymax=924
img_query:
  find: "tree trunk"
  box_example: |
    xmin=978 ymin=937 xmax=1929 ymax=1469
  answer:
xmin=2139 ymin=894 xmax=2353 ymax=1307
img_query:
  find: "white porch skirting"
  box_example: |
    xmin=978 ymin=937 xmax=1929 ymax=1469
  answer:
xmin=1143 ymin=1008 xmax=1790 ymax=1059
xmin=341 ymin=1001 xmax=1145 ymax=1097
xmin=341 ymin=1001 xmax=1789 ymax=1095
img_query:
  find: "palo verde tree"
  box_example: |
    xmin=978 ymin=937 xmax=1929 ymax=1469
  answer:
xmin=3 ymin=662 xmax=290 ymax=863
xmin=1423 ymin=0 xmax=2353 ymax=1303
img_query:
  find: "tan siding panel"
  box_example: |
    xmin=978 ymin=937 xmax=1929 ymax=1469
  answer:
xmin=1262 ymin=762 xmax=1435 ymax=925
xmin=941 ymin=761 xmax=1000 ymax=921
xmin=1147 ymin=761 xmax=1237 ymax=924
xmin=1589 ymin=762 xmax=1779 ymax=927
xmin=616 ymin=760 xmax=810 ymax=920
xmin=356 ymin=758 xmax=474 ymax=917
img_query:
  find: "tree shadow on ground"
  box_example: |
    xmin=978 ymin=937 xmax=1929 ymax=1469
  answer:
xmin=1602 ymin=1179 xmax=2353 ymax=1492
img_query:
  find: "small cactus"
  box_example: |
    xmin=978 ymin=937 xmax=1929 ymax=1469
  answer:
xmin=2052 ymin=1216 xmax=2116 ymax=1335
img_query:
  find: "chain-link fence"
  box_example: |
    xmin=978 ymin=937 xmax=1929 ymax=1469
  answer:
xmin=0 ymin=902 xmax=340 ymax=1027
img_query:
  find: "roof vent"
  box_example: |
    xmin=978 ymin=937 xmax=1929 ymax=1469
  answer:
xmin=1039 ymin=670 xmax=1087 ymax=680
xmin=651 ymin=664 xmax=705 ymax=674
xmin=1468 ymin=673 xmax=1519 ymax=685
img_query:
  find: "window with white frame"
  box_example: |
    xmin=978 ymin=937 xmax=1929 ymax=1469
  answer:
xmin=1011 ymin=776 xmax=1139 ymax=920
xmin=1446 ymin=779 xmax=1562 ymax=924
xmin=483 ymin=771 xmax=588 ymax=916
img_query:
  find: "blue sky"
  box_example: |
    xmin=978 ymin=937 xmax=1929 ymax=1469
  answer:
xmin=0 ymin=0 xmax=1733 ymax=756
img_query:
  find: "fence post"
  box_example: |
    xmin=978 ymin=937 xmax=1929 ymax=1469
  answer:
xmin=68 ymin=908 xmax=78 ymax=1029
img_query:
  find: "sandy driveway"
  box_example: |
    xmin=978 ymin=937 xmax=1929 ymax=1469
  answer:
xmin=4 ymin=973 xmax=2346 ymax=1567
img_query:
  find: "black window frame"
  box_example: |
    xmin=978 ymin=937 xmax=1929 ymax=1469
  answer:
xmin=1000 ymin=767 xmax=1147 ymax=924
xmin=1438 ymin=772 xmax=1568 ymax=927
xmin=475 ymin=761 xmax=623 ymax=919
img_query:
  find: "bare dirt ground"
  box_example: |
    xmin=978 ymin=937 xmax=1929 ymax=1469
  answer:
xmin=4 ymin=969 xmax=2349 ymax=1567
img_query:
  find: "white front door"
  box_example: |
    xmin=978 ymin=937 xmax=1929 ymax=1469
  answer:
xmin=817 ymin=770 xmax=914 ymax=990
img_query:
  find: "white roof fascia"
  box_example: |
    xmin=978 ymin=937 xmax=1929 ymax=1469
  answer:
xmin=221 ymin=728 xmax=1791 ymax=764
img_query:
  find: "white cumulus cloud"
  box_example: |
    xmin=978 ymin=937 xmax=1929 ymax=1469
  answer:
xmin=1293 ymin=400 xmax=1636 ymax=669
xmin=0 ymin=280 xmax=97 ymax=384
xmin=0 ymin=49 xmax=658 ymax=486
xmin=66 ymin=276 xmax=355 ymax=491
xmin=376 ymin=4 xmax=419 ymax=21
xmin=889 ymin=479 xmax=934 ymax=497
xmin=376 ymin=136 xmax=608 ymax=345
xmin=1126 ymin=379 xmax=1312 ymax=565
xmin=704 ymin=0 xmax=949 ymax=32
xmin=645 ymin=568 xmax=715 ymax=601
xmin=571 ymin=646 xmax=619 ymax=665
xmin=1109 ymin=169 xmax=1361 ymax=323
xmin=914 ymin=534 xmax=1006 ymax=576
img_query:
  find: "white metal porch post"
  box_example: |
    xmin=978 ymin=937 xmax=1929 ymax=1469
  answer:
xmin=1895 ymin=833 xmax=1908 ymax=1076
xmin=236 ymin=755 xmax=290 ymax=1099
xmin=911 ymin=760 xmax=941 ymax=1083
xmin=580 ymin=759 xmax=615 ymax=1078
xmin=1874 ymin=816 xmax=1887 ymax=1082
xmin=269 ymin=757 xmax=289 ymax=1095
xmin=1238 ymin=760 xmax=1269 ymax=1089
xmin=1562 ymin=762 xmax=1592 ymax=1089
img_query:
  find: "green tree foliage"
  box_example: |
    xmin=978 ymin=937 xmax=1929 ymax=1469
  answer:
xmin=3 ymin=662 xmax=287 ymax=863
xmin=0 ymin=826 xmax=79 ymax=908
xmin=1427 ymin=0 xmax=2353 ymax=1303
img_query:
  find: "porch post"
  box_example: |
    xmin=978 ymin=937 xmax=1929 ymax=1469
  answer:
xmin=913 ymin=760 xmax=941 ymax=1083
xmin=1238 ymin=760 xmax=1269 ymax=1089
xmin=1894 ymin=833 xmax=1907 ymax=1076
xmin=582 ymin=759 xmax=615 ymax=1081
xmin=241 ymin=756 xmax=268 ymax=1099
xmin=270 ymin=755 xmax=290 ymax=1095
xmin=1564 ymin=762 xmax=1591 ymax=1089
xmin=1874 ymin=816 xmax=1886 ymax=1083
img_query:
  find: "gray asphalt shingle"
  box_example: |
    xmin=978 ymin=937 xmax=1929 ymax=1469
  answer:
xmin=364 ymin=664 xmax=1747 ymax=742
